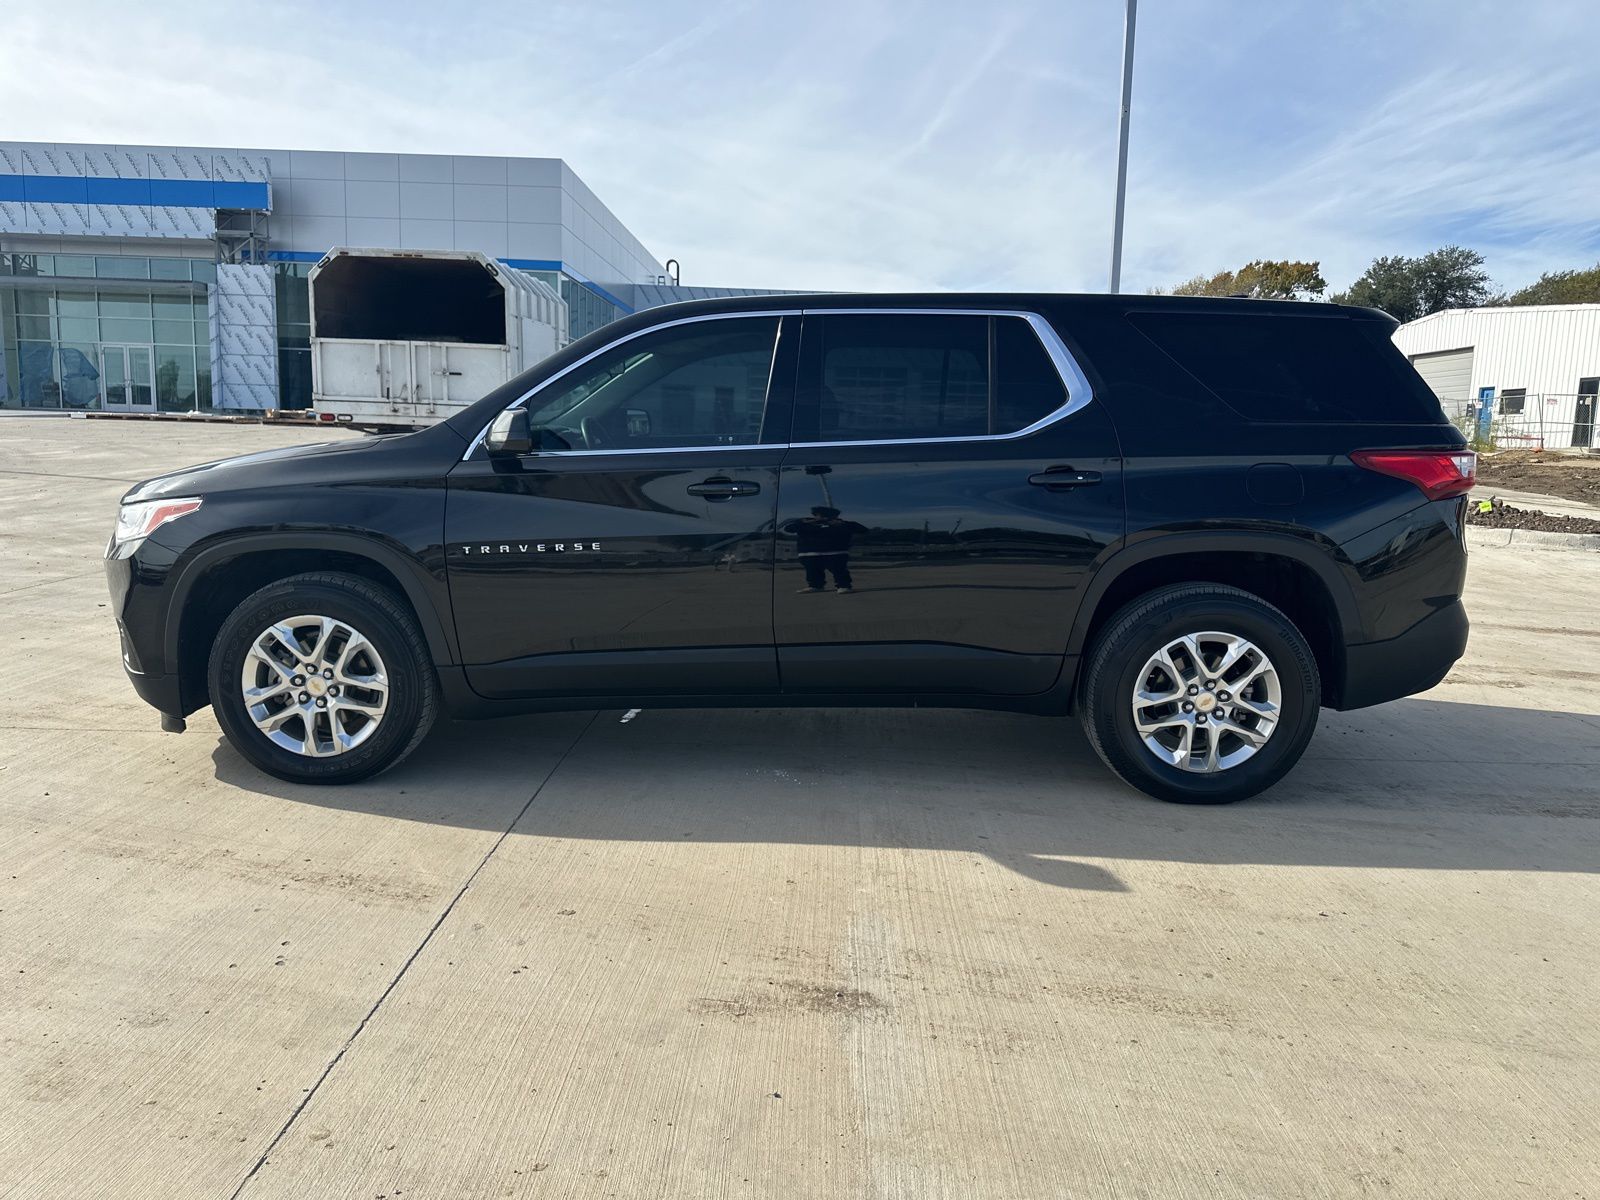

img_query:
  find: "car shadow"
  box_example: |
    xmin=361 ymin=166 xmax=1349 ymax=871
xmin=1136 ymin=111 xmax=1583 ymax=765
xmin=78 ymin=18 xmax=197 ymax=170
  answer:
xmin=210 ymin=696 xmax=1600 ymax=891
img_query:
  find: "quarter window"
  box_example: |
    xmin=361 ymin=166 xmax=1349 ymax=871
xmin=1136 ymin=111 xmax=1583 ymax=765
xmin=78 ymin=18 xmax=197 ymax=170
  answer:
xmin=522 ymin=317 xmax=781 ymax=450
xmin=995 ymin=315 xmax=1069 ymax=432
xmin=1129 ymin=311 xmax=1446 ymax=424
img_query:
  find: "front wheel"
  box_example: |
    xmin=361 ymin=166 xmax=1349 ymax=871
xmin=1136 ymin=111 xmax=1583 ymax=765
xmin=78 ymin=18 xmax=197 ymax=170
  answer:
xmin=208 ymin=572 xmax=438 ymax=784
xmin=1079 ymin=584 xmax=1321 ymax=804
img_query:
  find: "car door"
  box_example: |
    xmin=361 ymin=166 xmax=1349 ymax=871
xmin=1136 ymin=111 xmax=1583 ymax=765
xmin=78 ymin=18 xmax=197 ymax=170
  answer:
xmin=446 ymin=312 xmax=798 ymax=699
xmin=774 ymin=309 xmax=1123 ymax=695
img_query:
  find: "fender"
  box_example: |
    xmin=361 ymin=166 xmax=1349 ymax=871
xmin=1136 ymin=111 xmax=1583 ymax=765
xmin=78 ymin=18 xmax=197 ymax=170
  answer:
xmin=1065 ymin=528 xmax=1364 ymax=659
xmin=163 ymin=530 xmax=459 ymax=669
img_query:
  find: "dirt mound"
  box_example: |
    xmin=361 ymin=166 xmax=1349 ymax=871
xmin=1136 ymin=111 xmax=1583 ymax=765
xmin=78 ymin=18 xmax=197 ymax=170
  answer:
xmin=1466 ymin=501 xmax=1600 ymax=534
xmin=1476 ymin=450 xmax=1600 ymax=505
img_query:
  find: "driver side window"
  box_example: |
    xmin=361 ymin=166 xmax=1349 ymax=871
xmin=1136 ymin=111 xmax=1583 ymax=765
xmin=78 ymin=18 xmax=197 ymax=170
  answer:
xmin=524 ymin=317 xmax=782 ymax=450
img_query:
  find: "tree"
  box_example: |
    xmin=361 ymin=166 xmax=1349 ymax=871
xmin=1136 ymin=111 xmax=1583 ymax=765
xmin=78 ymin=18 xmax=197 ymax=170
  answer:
xmin=1166 ymin=259 xmax=1327 ymax=300
xmin=1332 ymin=246 xmax=1491 ymax=322
xmin=1504 ymin=263 xmax=1600 ymax=306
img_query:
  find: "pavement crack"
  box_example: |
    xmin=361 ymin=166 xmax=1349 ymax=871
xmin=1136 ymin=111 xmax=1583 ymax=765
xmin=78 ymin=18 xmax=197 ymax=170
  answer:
xmin=0 ymin=569 xmax=108 ymax=598
xmin=0 ymin=466 xmax=145 ymax=484
xmin=226 ymin=710 xmax=602 ymax=1199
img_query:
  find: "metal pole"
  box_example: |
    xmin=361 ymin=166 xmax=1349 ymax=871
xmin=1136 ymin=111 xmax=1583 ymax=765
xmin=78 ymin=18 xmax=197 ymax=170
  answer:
xmin=1109 ymin=0 xmax=1137 ymax=293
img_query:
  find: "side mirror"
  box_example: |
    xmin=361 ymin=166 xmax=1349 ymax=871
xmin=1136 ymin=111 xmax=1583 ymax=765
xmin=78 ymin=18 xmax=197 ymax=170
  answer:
xmin=485 ymin=408 xmax=533 ymax=456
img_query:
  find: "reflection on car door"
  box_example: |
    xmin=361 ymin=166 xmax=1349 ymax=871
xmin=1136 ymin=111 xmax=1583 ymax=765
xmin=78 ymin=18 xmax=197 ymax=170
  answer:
xmin=774 ymin=311 xmax=1124 ymax=695
xmin=446 ymin=314 xmax=798 ymax=698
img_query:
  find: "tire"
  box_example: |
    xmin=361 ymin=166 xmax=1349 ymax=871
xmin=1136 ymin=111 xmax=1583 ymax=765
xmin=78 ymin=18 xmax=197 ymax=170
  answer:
xmin=208 ymin=572 xmax=439 ymax=785
xmin=1079 ymin=584 xmax=1320 ymax=804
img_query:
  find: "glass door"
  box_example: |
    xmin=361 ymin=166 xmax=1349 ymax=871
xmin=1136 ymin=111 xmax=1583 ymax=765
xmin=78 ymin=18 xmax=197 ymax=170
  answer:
xmin=1573 ymin=379 xmax=1597 ymax=449
xmin=100 ymin=344 xmax=157 ymax=411
xmin=127 ymin=346 xmax=154 ymax=409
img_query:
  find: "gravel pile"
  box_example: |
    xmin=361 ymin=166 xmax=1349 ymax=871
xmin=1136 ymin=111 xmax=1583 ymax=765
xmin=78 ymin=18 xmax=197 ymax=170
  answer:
xmin=1466 ymin=501 xmax=1600 ymax=534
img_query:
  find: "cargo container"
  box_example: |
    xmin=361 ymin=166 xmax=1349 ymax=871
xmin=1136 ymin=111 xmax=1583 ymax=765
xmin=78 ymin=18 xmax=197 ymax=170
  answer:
xmin=310 ymin=248 xmax=567 ymax=429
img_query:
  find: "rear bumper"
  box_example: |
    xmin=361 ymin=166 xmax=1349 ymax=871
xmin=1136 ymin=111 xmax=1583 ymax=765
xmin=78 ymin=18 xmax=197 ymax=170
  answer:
xmin=1336 ymin=599 xmax=1468 ymax=710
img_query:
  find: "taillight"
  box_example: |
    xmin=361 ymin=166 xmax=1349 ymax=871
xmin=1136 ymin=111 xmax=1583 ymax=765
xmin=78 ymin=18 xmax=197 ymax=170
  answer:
xmin=1350 ymin=449 xmax=1477 ymax=500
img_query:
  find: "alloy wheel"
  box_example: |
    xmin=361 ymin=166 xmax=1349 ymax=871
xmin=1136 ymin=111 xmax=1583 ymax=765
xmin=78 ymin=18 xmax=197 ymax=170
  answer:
xmin=1130 ymin=630 xmax=1281 ymax=773
xmin=239 ymin=614 xmax=389 ymax=758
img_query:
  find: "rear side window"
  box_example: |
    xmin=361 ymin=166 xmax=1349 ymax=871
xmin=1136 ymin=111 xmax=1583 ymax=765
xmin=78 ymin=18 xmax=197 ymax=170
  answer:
xmin=799 ymin=313 xmax=1069 ymax=442
xmin=816 ymin=314 xmax=988 ymax=441
xmin=1128 ymin=312 xmax=1445 ymax=423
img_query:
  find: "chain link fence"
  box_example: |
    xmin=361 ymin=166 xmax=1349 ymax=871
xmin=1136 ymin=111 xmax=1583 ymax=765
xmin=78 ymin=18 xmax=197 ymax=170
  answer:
xmin=1441 ymin=393 xmax=1599 ymax=452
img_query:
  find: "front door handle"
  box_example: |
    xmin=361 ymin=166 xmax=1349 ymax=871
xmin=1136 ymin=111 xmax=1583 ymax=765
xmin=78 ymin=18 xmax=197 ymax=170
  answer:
xmin=687 ymin=477 xmax=762 ymax=500
xmin=1028 ymin=467 xmax=1102 ymax=490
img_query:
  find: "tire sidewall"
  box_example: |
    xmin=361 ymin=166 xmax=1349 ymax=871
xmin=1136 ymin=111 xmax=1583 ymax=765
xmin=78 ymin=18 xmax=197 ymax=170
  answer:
xmin=210 ymin=581 xmax=425 ymax=784
xmin=1093 ymin=593 xmax=1319 ymax=803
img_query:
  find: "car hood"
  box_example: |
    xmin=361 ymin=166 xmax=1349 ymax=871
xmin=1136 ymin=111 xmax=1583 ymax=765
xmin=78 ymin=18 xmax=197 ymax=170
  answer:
xmin=120 ymin=425 xmax=464 ymax=503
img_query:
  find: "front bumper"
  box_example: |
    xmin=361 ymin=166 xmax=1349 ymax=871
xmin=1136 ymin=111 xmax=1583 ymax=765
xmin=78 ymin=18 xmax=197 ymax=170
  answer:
xmin=1337 ymin=599 xmax=1469 ymax=710
xmin=123 ymin=664 xmax=185 ymax=719
xmin=106 ymin=544 xmax=186 ymax=722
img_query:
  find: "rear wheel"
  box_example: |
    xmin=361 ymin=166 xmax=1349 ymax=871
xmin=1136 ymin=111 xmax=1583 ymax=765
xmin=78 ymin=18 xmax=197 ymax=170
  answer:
xmin=208 ymin=572 xmax=438 ymax=784
xmin=1079 ymin=584 xmax=1320 ymax=804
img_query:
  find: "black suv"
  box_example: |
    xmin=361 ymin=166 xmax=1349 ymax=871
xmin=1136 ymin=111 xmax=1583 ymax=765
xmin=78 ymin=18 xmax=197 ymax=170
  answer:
xmin=105 ymin=295 xmax=1473 ymax=803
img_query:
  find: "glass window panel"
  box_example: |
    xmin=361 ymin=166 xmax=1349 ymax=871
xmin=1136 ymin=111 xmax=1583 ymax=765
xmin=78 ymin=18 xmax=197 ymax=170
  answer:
xmin=59 ymin=317 xmax=98 ymax=341
xmin=16 ymin=341 xmax=61 ymax=407
xmin=11 ymin=255 xmax=52 ymax=277
xmin=155 ymin=346 xmax=197 ymax=411
xmin=153 ymin=295 xmax=191 ymax=320
xmin=149 ymin=259 xmax=191 ymax=281
xmin=278 ymin=347 xmax=313 ymax=409
xmin=101 ymin=317 xmax=153 ymax=341
xmin=58 ymin=343 xmax=101 ymax=409
xmin=526 ymin=317 xmax=780 ymax=448
xmin=154 ymin=320 xmax=194 ymax=344
xmin=192 ymin=296 xmax=211 ymax=319
xmin=994 ymin=316 xmax=1067 ymax=432
xmin=806 ymin=315 xmax=990 ymax=442
xmin=55 ymin=291 xmax=97 ymax=318
xmin=274 ymin=264 xmax=311 ymax=326
xmin=99 ymin=294 xmax=152 ymax=319
xmin=195 ymin=320 xmax=212 ymax=345
xmin=16 ymin=315 xmax=54 ymax=339
xmin=191 ymin=261 xmax=217 ymax=286
xmin=196 ymin=365 xmax=212 ymax=410
xmin=14 ymin=290 xmax=51 ymax=315
xmin=96 ymin=256 xmax=150 ymax=280
xmin=54 ymin=255 xmax=94 ymax=277
xmin=1128 ymin=312 xmax=1444 ymax=424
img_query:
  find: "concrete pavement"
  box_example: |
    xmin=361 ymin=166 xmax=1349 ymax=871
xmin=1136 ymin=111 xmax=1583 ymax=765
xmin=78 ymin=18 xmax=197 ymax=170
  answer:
xmin=2 ymin=418 xmax=1597 ymax=1199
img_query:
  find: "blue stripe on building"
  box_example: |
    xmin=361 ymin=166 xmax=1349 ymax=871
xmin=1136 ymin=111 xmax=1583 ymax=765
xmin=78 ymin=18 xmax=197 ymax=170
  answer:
xmin=0 ymin=174 xmax=270 ymax=210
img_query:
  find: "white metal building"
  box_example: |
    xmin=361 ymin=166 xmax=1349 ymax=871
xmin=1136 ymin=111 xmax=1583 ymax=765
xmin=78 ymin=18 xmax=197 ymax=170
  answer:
xmin=1393 ymin=305 xmax=1600 ymax=449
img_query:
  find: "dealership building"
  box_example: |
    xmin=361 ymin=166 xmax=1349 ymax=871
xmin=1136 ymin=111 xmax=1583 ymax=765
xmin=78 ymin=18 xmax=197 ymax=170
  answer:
xmin=0 ymin=140 xmax=762 ymax=414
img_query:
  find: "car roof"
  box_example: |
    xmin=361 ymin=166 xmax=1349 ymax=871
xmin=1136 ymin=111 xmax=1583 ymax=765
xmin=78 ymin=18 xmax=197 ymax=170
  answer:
xmin=610 ymin=291 xmax=1394 ymax=324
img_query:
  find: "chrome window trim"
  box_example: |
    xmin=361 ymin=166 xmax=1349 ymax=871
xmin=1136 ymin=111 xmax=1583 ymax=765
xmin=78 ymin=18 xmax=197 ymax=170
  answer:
xmin=461 ymin=306 xmax=1094 ymax=461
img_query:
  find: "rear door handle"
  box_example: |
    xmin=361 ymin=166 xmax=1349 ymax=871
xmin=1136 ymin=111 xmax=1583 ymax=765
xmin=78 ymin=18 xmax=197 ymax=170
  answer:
xmin=688 ymin=477 xmax=762 ymax=499
xmin=1028 ymin=467 xmax=1101 ymax=490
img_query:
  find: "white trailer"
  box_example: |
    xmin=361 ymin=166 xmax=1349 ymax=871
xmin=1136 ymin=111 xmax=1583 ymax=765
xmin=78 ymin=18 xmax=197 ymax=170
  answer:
xmin=310 ymin=248 xmax=567 ymax=430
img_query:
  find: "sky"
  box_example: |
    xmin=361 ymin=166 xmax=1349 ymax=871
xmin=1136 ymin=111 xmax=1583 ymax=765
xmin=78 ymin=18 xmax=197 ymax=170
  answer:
xmin=5 ymin=0 xmax=1599 ymax=295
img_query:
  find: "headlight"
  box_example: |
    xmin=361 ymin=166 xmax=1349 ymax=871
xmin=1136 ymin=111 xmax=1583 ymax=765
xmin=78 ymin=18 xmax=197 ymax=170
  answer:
xmin=110 ymin=497 xmax=203 ymax=553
